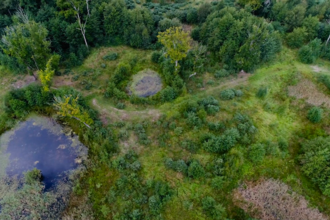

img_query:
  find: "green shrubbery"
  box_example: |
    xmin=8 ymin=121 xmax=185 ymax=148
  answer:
xmin=298 ymin=38 xmax=322 ymax=64
xmin=307 ymin=107 xmax=323 ymax=123
xmin=165 ymin=158 xmax=205 ymax=178
xmin=248 ymin=144 xmax=266 ymax=164
xmin=102 ymin=52 xmax=118 ymax=61
xmin=202 ymin=196 xmax=227 ymax=220
xmin=300 ymin=137 xmax=330 ymax=196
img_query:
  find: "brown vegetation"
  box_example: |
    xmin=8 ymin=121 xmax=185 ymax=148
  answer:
xmin=288 ymin=78 xmax=330 ymax=107
xmin=234 ymin=179 xmax=328 ymax=220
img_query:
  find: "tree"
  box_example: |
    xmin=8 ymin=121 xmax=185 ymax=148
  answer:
xmin=1 ymin=8 xmax=51 ymax=71
xmin=286 ymin=27 xmax=308 ymax=48
xmin=38 ymin=56 xmax=56 ymax=92
xmin=158 ymin=26 xmax=191 ymax=71
xmin=57 ymin=0 xmax=91 ymax=48
xmin=302 ymin=15 xmax=320 ymax=41
xmin=53 ymin=95 xmax=93 ymax=128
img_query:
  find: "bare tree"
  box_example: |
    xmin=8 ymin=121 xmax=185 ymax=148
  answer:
xmin=326 ymin=19 xmax=330 ymax=46
xmin=64 ymin=0 xmax=91 ymax=48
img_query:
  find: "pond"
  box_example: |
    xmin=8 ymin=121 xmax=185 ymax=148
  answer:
xmin=0 ymin=116 xmax=87 ymax=190
xmin=128 ymin=69 xmax=163 ymax=98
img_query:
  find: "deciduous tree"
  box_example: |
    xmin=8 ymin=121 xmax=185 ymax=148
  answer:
xmin=54 ymin=95 xmax=93 ymax=128
xmin=158 ymin=26 xmax=191 ymax=72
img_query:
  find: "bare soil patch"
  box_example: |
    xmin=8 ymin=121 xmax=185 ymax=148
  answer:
xmin=234 ymin=179 xmax=328 ymax=220
xmin=129 ymin=69 xmax=163 ymax=98
xmin=311 ymin=65 xmax=326 ymax=73
xmin=288 ymin=78 xmax=330 ymax=107
xmin=11 ymin=75 xmax=36 ymax=89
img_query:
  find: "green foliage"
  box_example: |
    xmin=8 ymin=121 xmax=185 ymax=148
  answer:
xmin=307 ymin=107 xmax=323 ymax=123
xmin=1 ymin=15 xmax=51 ymax=70
xmin=39 ymin=56 xmax=56 ymax=92
xmin=318 ymin=74 xmax=330 ymax=91
xmin=248 ymin=144 xmax=266 ymax=164
xmin=215 ymin=69 xmax=230 ymax=78
xmin=24 ymin=168 xmax=42 ymax=185
xmin=188 ymin=160 xmax=205 ymax=178
xmin=102 ymin=52 xmax=118 ymax=61
xmin=220 ymin=89 xmax=236 ymax=100
xmin=286 ymin=27 xmax=307 ymax=48
xmin=256 ymin=86 xmax=268 ymax=98
xmin=302 ymin=15 xmax=319 ymax=41
xmin=158 ymin=26 xmax=191 ymax=71
xmin=298 ymin=38 xmax=322 ymax=64
xmin=200 ymin=7 xmax=281 ymax=71
xmin=300 ymin=137 xmax=330 ymax=196
xmin=202 ymin=196 xmax=227 ymax=220
xmin=220 ymin=89 xmax=242 ymax=100
xmin=159 ymin=86 xmax=176 ymax=102
xmin=151 ymin=51 xmax=162 ymax=63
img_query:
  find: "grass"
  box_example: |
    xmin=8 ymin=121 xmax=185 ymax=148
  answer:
xmin=2 ymin=45 xmax=330 ymax=219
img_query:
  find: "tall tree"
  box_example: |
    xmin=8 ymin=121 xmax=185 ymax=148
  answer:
xmin=1 ymin=7 xmax=51 ymax=71
xmin=57 ymin=0 xmax=91 ymax=48
xmin=157 ymin=26 xmax=191 ymax=71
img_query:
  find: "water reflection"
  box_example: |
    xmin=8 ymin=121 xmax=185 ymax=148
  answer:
xmin=0 ymin=116 xmax=87 ymax=190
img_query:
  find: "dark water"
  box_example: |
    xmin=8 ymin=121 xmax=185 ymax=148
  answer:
xmin=3 ymin=119 xmax=84 ymax=190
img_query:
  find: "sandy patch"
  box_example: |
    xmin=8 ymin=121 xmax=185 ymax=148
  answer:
xmin=234 ymin=179 xmax=328 ymax=220
xmin=288 ymin=78 xmax=330 ymax=107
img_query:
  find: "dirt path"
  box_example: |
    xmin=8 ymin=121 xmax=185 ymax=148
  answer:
xmin=92 ymin=99 xmax=162 ymax=124
xmin=92 ymin=72 xmax=251 ymax=124
xmin=203 ymin=71 xmax=251 ymax=94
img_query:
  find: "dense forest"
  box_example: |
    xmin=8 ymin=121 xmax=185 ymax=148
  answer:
xmin=1 ymin=0 xmax=330 ymax=219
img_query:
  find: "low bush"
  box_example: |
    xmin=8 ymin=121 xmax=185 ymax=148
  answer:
xmin=202 ymin=196 xmax=227 ymax=220
xmin=298 ymin=38 xmax=322 ymax=64
xmin=256 ymin=87 xmax=268 ymax=98
xmin=248 ymin=144 xmax=266 ymax=164
xmin=307 ymin=107 xmax=323 ymax=123
xmin=215 ymin=69 xmax=230 ymax=78
xmin=220 ymin=89 xmax=236 ymax=100
xmin=188 ymin=160 xmax=205 ymax=178
xmin=300 ymin=137 xmax=330 ymax=196
xmin=102 ymin=52 xmax=118 ymax=61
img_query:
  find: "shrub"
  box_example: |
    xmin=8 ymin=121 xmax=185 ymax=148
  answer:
xmin=235 ymin=89 xmax=243 ymax=97
xmin=160 ymin=86 xmax=176 ymax=102
xmin=188 ymin=160 xmax=205 ymax=178
xmin=220 ymin=89 xmax=236 ymax=100
xmin=256 ymin=87 xmax=268 ymax=98
xmin=191 ymin=27 xmax=200 ymax=41
xmin=300 ymin=137 xmax=330 ymax=196
xmin=151 ymin=51 xmax=162 ymax=63
xmin=113 ymin=62 xmax=131 ymax=83
xmin=211 ymin=176 xmax=225 ymax=190
xmin=116 ymin=102 xmax=126 ymax=109
xmin=102 ymin=52 xmax=118 ymax=61
xmin=318 ymin=74 xmax=330 ymax=90
xmin=307 ymin=107 xmax=323 ymax=123
xmin=248 ymin=144 xmax=266 ymax=164
xmin=202 ymin=196 xmax=227 ymax=220
xmin=215 ymin=69 xmax=230 ymax=78
xmin=198 ymin=96 xmax=220 ymax=115
xmin=286 ymin=27 xmax=307 ymax=48
xmin=174 ymin=127 xmax=183 ymax=135
xmin=24 ymin=168 xmax=42 ymax=185
xmin=298 ymin=38 xmax=322 ymax=64
xmin=181 ymin=139 xmax=199 ymax=153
